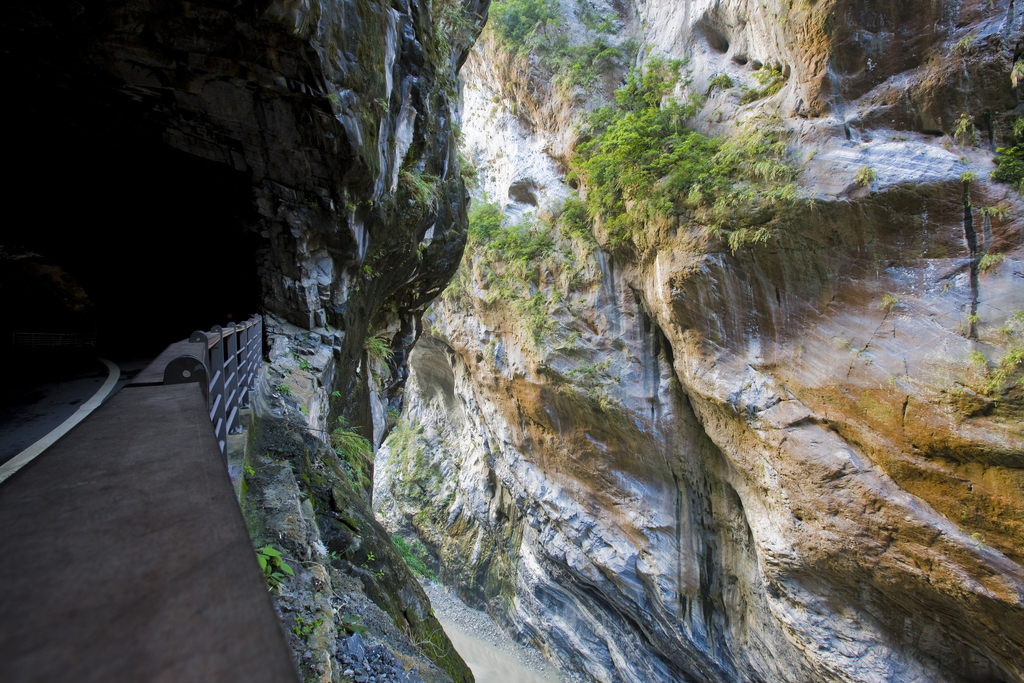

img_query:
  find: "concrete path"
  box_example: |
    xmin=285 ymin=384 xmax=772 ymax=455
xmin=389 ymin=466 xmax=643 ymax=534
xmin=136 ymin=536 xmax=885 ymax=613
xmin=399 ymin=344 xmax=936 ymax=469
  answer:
xmin=0 ymin=355 xmax=153 ymax=467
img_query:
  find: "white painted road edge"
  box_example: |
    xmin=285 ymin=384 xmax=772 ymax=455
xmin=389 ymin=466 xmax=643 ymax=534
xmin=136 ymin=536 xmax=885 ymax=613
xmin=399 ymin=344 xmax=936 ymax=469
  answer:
xmin=0 ymin=358 xmax=121 ymax=485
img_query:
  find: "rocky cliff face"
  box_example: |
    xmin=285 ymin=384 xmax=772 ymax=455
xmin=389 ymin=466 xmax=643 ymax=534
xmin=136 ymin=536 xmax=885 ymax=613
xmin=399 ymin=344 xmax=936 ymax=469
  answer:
xmin=375 ymin=1 xmax=1024 ymax=682
xmin=6 ymin=0 xmax=491 ymax=680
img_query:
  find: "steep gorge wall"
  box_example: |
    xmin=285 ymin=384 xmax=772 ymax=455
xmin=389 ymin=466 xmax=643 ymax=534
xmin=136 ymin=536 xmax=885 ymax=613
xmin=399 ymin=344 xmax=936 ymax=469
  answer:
xmin=376 ymin=1 xmax=1024 ymax=681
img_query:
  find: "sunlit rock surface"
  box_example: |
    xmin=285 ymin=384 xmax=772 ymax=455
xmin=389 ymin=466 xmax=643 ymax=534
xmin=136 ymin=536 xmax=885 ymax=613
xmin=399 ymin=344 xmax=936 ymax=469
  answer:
xmin=376 ymin=1 xmax=1024 ymax=681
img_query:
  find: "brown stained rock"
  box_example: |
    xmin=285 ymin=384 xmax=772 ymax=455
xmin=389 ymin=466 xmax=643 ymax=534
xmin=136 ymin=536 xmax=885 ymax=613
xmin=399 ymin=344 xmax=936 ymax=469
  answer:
xmin=620 ymin=175 xmax=1024 ymax=678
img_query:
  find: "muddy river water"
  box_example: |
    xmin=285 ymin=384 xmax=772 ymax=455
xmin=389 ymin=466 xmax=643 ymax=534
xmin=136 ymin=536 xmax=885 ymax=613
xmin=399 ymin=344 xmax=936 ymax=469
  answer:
xmin=423 ymin=583 xmax=568 ymax=683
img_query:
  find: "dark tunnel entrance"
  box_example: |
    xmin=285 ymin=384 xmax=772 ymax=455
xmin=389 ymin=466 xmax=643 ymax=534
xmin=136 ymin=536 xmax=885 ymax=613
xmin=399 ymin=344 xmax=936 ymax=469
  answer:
xmin=3 ymin=69 xmax=263 ymax=361
xmin=0 ymin=0 xmax=271 ymax=464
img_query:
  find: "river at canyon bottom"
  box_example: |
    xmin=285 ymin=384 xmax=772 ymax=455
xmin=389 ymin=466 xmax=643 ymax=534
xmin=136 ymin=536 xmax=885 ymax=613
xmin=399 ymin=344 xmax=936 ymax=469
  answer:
xmin=423 ymin=582 xmax=578 ymax=683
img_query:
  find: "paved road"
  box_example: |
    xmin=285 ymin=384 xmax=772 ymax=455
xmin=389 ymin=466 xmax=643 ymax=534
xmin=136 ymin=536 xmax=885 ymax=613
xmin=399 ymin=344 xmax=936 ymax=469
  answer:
xmin=0 ymin=355 xmax=150 ymax=466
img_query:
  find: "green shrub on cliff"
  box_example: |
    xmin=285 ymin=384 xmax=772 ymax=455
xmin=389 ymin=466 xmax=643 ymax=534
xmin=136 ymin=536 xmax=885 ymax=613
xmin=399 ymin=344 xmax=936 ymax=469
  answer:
xmin=573 ymin=57 xmax=797 ymax=251
xmin=388 ymin=418 xmax=425 ymax=468
xmin=557 ymin=193 xmax=596 ymax=246
xmin=364 ymin=334 xmax=394 ymax=389
xmin=398 ymin=170 xmax=438 ymax=206
xmin=739 ymin=66 xmax=786 ymax=104
xmin=255 ymin=545 xmax=294 ymax=591
xmin=855 ymin=166 xmax=877 ymax=186
xmin=991 ymin=117 xmax=1023 ymax=192
xmin=432 ymin=0 xmax=479 ymax=96
xmin=468 ymin=201 xmax=553 ymax=274
xmin=462 ymin=200 xmax=564 ymax=341
xmin=513 ymin=290 xmax=553 ymax=342
xmin=708 ymin=73 xmax=734 ymax=92
xmin=467 ymin=199 xmax=504 ymax=243
xmin=331 ymin=417 xmax=373 ymax=493
xmin=547 ymin=36 xmax=623 ymax=90
xmin=490 ymin=0 xmax=560 ymax=53
xmin=489 ymin=0 xmax=624 ymax=89
xmin=365 ymin=334 xmax=394 ymax=367
xmin=392 ymin=535 xmax=434 ymax=580
xmin=983 ymin=311 xmax=1024 ymax=394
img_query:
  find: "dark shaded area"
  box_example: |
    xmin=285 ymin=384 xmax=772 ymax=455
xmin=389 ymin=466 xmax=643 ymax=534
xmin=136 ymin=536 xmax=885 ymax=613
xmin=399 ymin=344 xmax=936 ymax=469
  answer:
xmin=2 ymin=111 xmax=261 ymax=356
xmin=2 ymin=3 xmax=261 ymax=359
xmin=0 ymin=356 xmax=109 ymax=466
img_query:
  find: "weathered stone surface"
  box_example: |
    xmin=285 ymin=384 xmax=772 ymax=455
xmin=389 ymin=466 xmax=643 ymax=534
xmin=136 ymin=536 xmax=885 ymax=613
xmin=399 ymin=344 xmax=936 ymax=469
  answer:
xmin=245 ymin=316 xmax=474 ymax=683
xmin=376 ymin=1 xmax=1024 ymax=682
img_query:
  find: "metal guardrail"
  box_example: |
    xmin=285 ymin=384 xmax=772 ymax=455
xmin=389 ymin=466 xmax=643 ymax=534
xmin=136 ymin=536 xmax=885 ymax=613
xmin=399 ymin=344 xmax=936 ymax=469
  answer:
xmin=162 ymin=315 xmax=263 ymax=457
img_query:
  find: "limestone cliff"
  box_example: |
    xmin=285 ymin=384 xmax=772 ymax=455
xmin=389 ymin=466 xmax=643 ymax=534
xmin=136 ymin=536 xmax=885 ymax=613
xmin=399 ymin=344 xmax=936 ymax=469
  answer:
xmin=375 ymin=1 xmax=1024 ymax=682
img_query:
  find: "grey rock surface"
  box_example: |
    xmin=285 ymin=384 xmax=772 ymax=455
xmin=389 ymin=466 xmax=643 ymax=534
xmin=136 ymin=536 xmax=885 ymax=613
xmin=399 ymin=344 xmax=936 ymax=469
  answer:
xmin=376 ymin=1 xmax=1024 ymax=682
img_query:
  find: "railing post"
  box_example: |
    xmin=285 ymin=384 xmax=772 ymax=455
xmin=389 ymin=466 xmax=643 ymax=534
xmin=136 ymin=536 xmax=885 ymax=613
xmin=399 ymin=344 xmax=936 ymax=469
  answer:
xmin=208 ymin=325 xmax=227 ymax=456
xmin=188 ymin=330 xmax=212 ymax=406
xmin=163 ymin=355 xmax=209 ymax=400
xmin=225 ymin=323 xmax=241 ymax=435
xmin=183 ymin=316 xmax=262 ymax=461
xmin=247 ymin=316 xmax=262 ymax=405
xmin=236 ymin=322 xmax=250 ymax=411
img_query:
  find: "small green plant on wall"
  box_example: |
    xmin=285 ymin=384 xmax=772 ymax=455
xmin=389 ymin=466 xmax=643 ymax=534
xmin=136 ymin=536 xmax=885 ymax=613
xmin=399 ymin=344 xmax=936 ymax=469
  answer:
xmin=256 ymin=545 xmax=294 ymax=591
xmin=953 ymin=112 xmax=974 ymax=146
xmin=991 ymin=116 xmax=1023 ymax=192
xmin=339 ymin=613 xmax=367 ymax=635
xmin=855 ymin=166 xmax=877 ymax=186
xmin=979 ymin=253 xmax=1005 ymax=272
xmin=292 ymin=615 xmax=322 ymax=638
xmin=708 ymin=73 xmax=734 ymax=91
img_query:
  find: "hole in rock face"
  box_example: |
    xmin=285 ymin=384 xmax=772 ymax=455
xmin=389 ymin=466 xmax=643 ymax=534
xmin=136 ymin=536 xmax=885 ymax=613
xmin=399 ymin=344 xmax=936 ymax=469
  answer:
xmin=508 ymin=179 xmax=540 ymax=206
xmin=3 ymin=27 xmax=263 ymax=358
xmin=732 ymin=54 xmax=749 ymax=65
xmin=695 ymin=16 xmax=730 ymax=54
xmin=702 ymin=28 xmax=730 ymax=54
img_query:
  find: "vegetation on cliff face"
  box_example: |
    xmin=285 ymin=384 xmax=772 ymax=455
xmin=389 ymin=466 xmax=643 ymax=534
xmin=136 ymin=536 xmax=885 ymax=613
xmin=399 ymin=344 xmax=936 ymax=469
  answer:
xmin=573 ymin=57 xmax=799 ymax=252
xmin=489 ymin=0 xmax=629 ymax=90
xmin=331 ymin=417 xmax=374 ymax=497
xmin=383 ymin=1 xmax=1024 ymax=682
xmin=983 ymin=310 xmax=1024 ymax=394
xmin=992 ymin=116 xmax=1024 ymax=191
xmin=443 ymin=196 xmax=601 ymax=346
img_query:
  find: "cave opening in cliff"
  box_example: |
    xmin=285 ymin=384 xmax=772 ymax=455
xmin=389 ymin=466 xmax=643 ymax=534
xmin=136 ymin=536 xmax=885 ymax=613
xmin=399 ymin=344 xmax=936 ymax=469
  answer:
xmin=4 ymin=90 xmax=262 ymax=359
